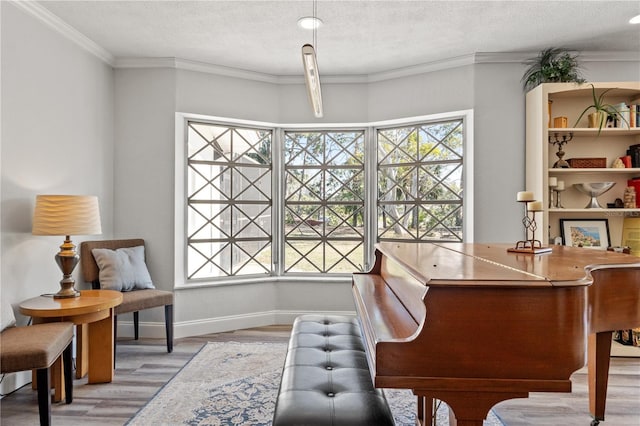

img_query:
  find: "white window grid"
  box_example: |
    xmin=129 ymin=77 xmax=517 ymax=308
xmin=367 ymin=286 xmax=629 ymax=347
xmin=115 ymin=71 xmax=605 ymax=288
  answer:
xmin=182 ymin=113 xmax=468 ymax=282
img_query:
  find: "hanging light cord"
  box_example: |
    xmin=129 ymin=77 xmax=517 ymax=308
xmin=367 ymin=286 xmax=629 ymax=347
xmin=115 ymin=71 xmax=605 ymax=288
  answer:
xmin=313 ymin=0 xmax=318 ymax=51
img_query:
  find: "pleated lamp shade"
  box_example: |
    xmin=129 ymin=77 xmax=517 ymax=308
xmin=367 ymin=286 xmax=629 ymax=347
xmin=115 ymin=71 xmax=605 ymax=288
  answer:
xmin=32 ymin=195 xmax=102 ymax=236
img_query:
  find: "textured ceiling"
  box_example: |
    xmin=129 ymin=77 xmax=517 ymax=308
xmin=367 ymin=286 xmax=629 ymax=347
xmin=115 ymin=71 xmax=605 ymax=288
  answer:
xmin=38 ymin=0 xmax=640 ymax=76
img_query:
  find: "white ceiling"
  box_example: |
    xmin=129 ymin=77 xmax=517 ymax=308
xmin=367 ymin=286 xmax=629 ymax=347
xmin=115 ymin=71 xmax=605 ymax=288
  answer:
xmin=35 ymin=0 xmax=640 ymax=77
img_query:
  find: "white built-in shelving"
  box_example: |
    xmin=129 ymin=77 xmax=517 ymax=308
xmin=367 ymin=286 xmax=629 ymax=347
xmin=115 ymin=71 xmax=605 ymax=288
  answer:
xmin=525 ymin=82 xmax=640 ymax=246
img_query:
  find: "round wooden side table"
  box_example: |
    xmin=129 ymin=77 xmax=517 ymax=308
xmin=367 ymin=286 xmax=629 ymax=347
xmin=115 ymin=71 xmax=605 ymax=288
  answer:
xmin=19 ymin=289 xmax=123 ymax=400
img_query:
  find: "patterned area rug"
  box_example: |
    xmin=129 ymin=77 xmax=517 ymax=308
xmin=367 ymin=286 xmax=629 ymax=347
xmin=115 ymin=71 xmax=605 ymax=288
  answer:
xmin=127 ymin=342 xmax=503 ymax=425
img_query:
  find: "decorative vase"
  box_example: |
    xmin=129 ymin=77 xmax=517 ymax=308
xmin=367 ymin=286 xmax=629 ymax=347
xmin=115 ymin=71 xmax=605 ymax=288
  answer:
xmin=587 ymin=112 xmax=606 ymax=128
xmin=573 ymin=182 xmax=616 ymax=209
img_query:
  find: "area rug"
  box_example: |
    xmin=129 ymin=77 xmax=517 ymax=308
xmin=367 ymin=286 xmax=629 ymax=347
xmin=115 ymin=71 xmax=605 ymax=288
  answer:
xmin=127 ymin=342 xmax=503 ymax=425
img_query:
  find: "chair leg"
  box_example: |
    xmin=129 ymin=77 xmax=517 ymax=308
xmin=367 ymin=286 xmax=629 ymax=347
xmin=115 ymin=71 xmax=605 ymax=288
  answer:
xmin=133 ymin=311 xmax=139 ymax=340
xmin=36 ymin=367 xmax=51 ymax=426
xmin=63 ymin=342 xmax=73 ymax=404
xmin=165 ymin=304 xmax=174 ymax=353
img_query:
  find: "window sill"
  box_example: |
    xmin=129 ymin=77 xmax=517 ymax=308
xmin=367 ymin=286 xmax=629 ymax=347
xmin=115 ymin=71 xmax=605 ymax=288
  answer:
xmin=175 ymin=274 xmax=353 ymax=290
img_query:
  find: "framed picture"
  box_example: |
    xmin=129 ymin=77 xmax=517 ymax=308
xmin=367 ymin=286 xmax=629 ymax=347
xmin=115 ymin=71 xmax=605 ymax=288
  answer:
xmin=560 ymin=219 xmax=610 ymax=250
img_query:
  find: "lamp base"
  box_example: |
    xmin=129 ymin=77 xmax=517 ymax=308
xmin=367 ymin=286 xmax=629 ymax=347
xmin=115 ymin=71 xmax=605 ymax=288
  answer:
xmin=53 ymin=285 xmax=80 ymax=299
xmin=54 ymin=238 xmax=81 ymax=298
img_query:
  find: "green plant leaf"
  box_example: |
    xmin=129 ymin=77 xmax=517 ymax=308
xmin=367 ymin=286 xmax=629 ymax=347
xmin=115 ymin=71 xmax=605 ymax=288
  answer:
xmin=521 ymin=48 xmax=585 ymax=91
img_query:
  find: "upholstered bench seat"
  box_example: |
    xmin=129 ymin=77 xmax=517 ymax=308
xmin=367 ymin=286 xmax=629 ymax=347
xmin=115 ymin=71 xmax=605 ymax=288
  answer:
xmin=1 ymin=322 xmax=74 ymax=426
xmin=272 ymin=314 xmax=395 ymax=426
xmin=1 ymin=322 xmax=73 ymax=372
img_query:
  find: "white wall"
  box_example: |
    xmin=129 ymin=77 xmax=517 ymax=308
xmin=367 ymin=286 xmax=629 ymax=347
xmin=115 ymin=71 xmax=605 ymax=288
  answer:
xmin=278 ymin=81 xmax=370 ymax=123
xmin=0 ymin=2 xmax=114 ymax=392
xmin=113 ymin=68 xmax=176 ymax=299
xmin=473 ymin=62 xmax=528 ymax=243
xmin=368 ymin=65 xmax=474 ymax=121
xmin=583 ymin=61 xmax=640 ymax=82
xmin=176 ymin=70 xmax=279 ymax=122
xmin=1 ymin=2 xmax=115 ymax=317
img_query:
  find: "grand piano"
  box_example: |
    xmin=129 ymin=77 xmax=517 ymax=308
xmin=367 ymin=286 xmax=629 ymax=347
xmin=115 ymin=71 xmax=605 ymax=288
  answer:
xmin=352 ymin=242 xmax=640 ymax=426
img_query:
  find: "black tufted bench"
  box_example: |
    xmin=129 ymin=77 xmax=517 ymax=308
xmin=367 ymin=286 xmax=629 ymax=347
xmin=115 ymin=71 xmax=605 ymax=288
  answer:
xmin=272 ymin=314 xmax=395 ymax=426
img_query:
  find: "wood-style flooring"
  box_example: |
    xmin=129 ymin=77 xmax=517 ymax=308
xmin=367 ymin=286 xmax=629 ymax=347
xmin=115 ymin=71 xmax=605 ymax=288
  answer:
xmin=494 ymin=352 xmax=640 ymax=426
xmin=0 ymin=326 xmax=638 ymax=426
xmin=0 ymin=326 xmax=291 ymax=426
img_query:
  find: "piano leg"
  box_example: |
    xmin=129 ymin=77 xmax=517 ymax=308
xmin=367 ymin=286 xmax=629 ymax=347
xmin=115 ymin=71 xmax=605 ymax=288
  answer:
xmin=588 ymin=331 xmax=613 ymax=424
xmin=415 ymin=395 xmax=435 ymax=426
xmin=415 ymin=390 xmax=527 ymax=426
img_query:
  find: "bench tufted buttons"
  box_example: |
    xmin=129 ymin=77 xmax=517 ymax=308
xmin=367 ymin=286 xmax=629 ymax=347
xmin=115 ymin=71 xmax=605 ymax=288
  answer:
xmin=273 ymin=315 xmax=395 ymax=426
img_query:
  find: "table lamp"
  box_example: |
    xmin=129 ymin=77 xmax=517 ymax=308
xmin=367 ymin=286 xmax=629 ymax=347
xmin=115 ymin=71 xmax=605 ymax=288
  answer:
xmin=32 ymin=195 xmax=102 ymax=298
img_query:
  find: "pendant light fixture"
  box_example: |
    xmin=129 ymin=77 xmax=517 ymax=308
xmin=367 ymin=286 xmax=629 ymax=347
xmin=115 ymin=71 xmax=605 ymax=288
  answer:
xmin=301 ymin=0 xmax=323 ymax=118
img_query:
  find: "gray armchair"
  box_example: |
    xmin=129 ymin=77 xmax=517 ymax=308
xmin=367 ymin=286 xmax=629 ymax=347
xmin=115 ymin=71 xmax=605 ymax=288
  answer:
xmin=80 ymin=239 xmax=174 ymax=359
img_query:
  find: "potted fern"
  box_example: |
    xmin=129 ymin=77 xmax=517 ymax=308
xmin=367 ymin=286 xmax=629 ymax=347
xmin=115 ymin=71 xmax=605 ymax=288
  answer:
xmin=574 ymin=84 xmax=629 ymax=132
xmin=521 ymin=48 xmax=585 ymax=92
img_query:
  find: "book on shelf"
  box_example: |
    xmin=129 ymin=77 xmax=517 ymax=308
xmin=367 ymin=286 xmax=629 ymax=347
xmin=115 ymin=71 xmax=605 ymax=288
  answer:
xmin=627 ymin=144 xmax=640 ymax=167
xmin=622 ymin=217 xmax=640 ymax=255
xmin=629 ymin=96 xmax=640 ymax=127
xmin=615 ymin=102 xmax=631 ymax=129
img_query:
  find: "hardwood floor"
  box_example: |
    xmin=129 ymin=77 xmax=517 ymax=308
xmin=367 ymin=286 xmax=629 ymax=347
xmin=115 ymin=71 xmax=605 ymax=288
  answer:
xmin=493 ymin=354 xmax=640 ymax=426
xmin=0 ymin=326 xmax=291 ymax=426
xmin=0 ymin=327 xmax=638 ymax=426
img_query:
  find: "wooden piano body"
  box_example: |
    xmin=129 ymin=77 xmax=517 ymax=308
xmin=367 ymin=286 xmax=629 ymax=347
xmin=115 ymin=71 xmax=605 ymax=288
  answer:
xmin=352 ymin=242 xmax=640 ymax=426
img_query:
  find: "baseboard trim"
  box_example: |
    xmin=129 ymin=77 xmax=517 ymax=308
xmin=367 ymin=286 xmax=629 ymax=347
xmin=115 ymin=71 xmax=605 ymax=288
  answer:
xmin=611 ymin=341 xmax=640 ymax=358
xmin=0 ymin=371 xmax=31 ymax=397
xmin=116 ymin=309 xmax=356 ymax=339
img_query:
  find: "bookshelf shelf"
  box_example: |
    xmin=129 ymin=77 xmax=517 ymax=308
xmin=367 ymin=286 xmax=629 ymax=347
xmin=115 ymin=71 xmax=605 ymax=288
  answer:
xmin=548 ymin=208 xmax=640 ymax=213
xmin=548 ymin=168 xmax=640 ymax=175
xmin=549 ymin=128 xmax=640 ymax=137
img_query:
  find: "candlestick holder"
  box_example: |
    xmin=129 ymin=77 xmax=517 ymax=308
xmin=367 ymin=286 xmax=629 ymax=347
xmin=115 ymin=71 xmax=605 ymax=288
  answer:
xmin=508 ymin=200 xmax=553 ymax=254
xmin=548 ymin=184 xmax=557 ymax=208
xmin=548 ymin=132 xmax=573 ymax=168
xmin=555 ymin=186 xmax=566 ymax=208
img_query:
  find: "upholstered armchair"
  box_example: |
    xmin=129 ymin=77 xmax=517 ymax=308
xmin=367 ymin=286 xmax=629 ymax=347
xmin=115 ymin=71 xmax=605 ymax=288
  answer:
xmin=80 ymin=239 xmax=174 ymax=359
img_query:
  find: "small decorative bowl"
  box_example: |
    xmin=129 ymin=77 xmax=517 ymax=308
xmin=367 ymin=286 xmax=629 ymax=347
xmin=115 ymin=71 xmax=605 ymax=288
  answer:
xmin=573 ymin=182 xmax=616 ymax=208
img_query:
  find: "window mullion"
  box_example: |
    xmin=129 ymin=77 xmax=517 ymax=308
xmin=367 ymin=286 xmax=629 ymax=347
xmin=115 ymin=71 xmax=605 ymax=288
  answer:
xmin=273 ymin=127 xmax=284 ymax=276
xmin=365 ymin=126 xmax=377 ymax=271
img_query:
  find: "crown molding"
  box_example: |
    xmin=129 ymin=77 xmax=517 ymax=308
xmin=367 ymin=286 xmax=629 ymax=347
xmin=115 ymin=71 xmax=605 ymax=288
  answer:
xmin=114 ymin=55 xmax=478 ymax=84
xmin=116 ymin=57 xmax=372 ymax=84
xmin=366 ymin=54 xmax=476 ymax=82
xmin=11 ymin=0 xmax=114 ymax=66
xmin=474 ymin=52 xmax=531 ymax=63
xmin=474 ymin=51 xmax=640 ymax=63
xmin=579 ymin=51 xmax=640 ymax=62
xmin=111 ymin=51 xmax=640 ymax=83
xmin=115 ymin=57 xmax=287 ymax=84
xmin=15 ymin=1 xmax=638 ymax=83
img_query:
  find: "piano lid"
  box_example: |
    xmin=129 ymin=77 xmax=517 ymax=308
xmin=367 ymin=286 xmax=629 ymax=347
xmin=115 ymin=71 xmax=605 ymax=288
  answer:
xmin=376 ymin=242 xmax=640 ymax=288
